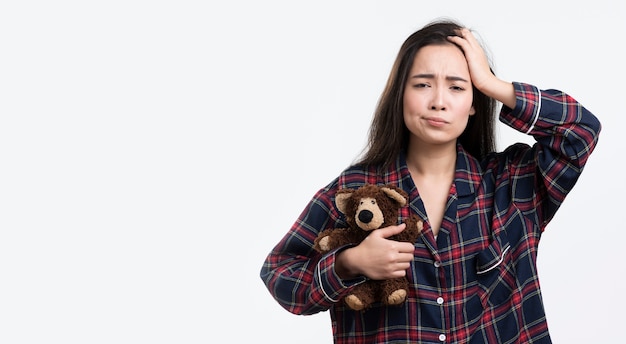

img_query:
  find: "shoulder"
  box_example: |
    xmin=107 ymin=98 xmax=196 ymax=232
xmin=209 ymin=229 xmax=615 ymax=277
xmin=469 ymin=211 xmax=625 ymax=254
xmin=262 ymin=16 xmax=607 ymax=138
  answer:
xmin=457 ymin=143 xmax=535 ymax=181
xmin=482 ymin=143 xmax=534 ymax=166
xmin=336 ymin=163 xmax=386 ymax=189
xmin=336 ymin=155 xmax=408 ymax=189
xmin=472 ymin=143 xmax=538 ymax=182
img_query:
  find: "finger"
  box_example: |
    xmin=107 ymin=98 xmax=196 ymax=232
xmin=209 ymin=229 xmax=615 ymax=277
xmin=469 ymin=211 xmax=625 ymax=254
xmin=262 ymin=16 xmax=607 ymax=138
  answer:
xmin=446 ymin=34 xmax=467 ymax=47
xmin=395 ymin=242 xmax=416 ymax=254
xmin=389 ymin=270 xmax=407 ymax=278
xmin=461 ymin=28 xmax=479 ymax=45
xmin=448 ymin=28 xmax=475 ymax=44
xmin=391 ymin=263 xmax=410 ymax=277
xmin=395 ymin=251 xmax=415 ymax=263
xmin=377 ymin=223 xmax=406 ymax=239
xmin=396 ymin=261 xmax=411 ymax=271
xmin=447 ymin=32 xmax=464 ymax=41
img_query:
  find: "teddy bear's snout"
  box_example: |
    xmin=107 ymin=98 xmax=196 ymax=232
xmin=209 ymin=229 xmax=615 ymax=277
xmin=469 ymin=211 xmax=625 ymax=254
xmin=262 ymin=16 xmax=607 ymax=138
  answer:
xmin=358 ymin=210 xmax=374 ymax=224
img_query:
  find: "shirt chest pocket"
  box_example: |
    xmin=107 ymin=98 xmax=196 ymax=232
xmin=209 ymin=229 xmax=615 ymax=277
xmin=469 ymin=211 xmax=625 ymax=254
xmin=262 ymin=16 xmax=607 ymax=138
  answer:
xmin=475 ymin=230 xmax=517 ymax=307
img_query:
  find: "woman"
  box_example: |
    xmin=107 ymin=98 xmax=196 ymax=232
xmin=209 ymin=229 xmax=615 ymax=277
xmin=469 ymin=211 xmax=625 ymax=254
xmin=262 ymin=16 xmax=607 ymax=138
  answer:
xmin=260 ymin=19 xmax=601 ymax=343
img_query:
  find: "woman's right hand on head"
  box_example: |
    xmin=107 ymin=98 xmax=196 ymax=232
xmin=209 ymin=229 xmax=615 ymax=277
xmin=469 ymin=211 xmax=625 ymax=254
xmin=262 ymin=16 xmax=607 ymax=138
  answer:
xmin=335 ymin=223 xmax=415 ymax=280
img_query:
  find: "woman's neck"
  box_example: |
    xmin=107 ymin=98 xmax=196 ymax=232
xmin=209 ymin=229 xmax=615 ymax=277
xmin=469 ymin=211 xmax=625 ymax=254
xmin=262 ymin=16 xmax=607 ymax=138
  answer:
xmin=406 ymin=143 xmax=457 ymax=178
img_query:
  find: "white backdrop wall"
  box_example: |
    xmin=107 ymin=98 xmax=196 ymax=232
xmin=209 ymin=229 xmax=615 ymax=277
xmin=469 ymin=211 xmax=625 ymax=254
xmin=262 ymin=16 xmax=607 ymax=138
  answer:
xmin=1 ymin=1 xmax=623 ymax=343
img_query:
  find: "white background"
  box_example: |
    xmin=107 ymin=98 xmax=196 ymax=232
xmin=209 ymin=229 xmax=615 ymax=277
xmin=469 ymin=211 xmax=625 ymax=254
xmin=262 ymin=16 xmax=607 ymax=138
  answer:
xmin=1 ymin=1 xmax=623 ymax=343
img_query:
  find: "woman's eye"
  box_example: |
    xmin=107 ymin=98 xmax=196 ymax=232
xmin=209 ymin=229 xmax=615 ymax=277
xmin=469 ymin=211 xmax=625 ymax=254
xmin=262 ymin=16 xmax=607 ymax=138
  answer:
xmin=451 ymin=85 xmax=465 ymax=91
xmin=412 ymin=83 xmax=428 ymax=88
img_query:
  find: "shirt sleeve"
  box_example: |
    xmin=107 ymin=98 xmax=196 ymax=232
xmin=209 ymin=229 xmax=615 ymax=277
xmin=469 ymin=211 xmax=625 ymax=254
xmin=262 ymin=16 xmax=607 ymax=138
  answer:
xmin=499 ymin=82 xmax=601 ymax=228
xmin=259 ymin=184 xmax=365 ymax=315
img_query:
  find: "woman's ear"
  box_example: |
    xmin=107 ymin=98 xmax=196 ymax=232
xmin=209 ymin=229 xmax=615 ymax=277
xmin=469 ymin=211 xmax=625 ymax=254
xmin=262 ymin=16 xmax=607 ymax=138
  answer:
xmin=469 ymin=105 xmax=476 ymax=116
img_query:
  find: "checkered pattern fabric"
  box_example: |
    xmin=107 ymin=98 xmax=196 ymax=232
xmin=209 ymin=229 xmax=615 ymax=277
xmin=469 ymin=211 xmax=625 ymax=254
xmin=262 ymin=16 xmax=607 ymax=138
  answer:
xmin=260 ymin=82 xmax=601 ymax=343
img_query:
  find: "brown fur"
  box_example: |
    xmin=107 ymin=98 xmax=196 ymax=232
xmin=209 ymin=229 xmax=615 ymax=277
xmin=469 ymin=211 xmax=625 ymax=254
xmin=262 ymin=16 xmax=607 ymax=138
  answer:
xmin=313 ymin=184 xmax=423 ymax=311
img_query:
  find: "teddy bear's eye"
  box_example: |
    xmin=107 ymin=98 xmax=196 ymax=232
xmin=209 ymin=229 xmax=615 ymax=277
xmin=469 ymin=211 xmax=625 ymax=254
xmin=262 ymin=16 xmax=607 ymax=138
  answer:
xmin=371 ymin=200 xmax=376 ymax=205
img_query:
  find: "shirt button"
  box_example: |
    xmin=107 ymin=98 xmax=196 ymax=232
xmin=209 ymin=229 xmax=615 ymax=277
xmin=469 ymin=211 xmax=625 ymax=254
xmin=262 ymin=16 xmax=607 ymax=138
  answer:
xmin=439 ymin=333 xmax=446 ymax=342
xmin=436 ymin=297 xmax=444 ymax=305
xmin=434 ymin=261 xmax=441 ymax=268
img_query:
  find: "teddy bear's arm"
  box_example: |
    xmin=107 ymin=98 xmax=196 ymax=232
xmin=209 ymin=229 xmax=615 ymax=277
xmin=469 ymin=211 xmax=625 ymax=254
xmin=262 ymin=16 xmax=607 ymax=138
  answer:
xmin=313 ymin=228 xmax=353 ymax=253
xmin=392 ymin=215 xmax=423 ymax=243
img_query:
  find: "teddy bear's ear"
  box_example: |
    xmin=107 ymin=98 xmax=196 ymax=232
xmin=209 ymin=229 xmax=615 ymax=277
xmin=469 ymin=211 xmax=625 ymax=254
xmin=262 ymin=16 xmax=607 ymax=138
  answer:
xmin=380 ymin=185 xmax=408 ymax=207
xmin=335 ymin=190 xmax=354 ymax=214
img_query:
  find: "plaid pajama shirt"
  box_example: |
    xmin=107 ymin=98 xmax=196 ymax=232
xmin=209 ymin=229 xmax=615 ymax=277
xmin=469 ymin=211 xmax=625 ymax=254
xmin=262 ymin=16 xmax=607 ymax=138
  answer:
xmin=260 ymin=82 xmax=601 ymax=343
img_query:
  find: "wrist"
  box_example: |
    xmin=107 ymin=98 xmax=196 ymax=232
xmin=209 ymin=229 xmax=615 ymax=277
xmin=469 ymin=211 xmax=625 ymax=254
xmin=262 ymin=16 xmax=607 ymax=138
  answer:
xmin=335 ymin=247 xmax=361 ymax=279
xmin=477 ymin=78 xmax=516 ymax=109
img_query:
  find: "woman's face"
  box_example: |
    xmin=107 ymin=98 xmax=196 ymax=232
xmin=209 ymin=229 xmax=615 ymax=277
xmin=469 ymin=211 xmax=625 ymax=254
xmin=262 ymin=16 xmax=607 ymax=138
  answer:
xmin=403 ymin=43 xmax=475 ymax=150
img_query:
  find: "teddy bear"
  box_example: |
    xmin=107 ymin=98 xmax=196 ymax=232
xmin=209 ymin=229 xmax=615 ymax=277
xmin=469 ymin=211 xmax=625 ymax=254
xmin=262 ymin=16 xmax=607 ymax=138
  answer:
xmin=313 ymin=183 xmax=423 ymax=311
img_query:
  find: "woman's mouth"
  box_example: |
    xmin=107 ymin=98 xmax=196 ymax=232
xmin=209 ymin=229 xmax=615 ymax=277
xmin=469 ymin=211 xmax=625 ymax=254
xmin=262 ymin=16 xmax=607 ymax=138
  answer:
xmin=425 ymin=117 xmax=447 ymax=127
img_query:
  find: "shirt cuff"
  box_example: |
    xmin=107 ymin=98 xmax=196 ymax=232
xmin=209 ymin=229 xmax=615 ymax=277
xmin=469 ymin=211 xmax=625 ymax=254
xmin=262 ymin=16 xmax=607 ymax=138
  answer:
xmin=499 ymin=82 xmax=542 ymax=134
xmin=316 ymin=246 xmax=367 ymax=303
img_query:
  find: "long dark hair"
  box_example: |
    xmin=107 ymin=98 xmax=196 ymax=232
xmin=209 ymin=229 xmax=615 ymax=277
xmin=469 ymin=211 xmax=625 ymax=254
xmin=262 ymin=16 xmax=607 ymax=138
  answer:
xmin=357 ymin=19 xmax=497 ymax=169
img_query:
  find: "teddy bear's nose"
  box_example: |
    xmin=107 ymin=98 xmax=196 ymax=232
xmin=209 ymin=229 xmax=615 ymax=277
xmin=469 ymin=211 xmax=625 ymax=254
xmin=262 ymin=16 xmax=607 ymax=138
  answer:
xmin=358 ymin=210 xmax=373 ymax=224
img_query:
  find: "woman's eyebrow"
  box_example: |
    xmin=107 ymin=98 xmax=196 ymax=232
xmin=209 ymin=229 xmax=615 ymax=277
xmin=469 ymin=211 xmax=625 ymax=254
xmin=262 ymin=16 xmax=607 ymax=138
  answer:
xmin=410 ymin=73 xmax=469 ymax=83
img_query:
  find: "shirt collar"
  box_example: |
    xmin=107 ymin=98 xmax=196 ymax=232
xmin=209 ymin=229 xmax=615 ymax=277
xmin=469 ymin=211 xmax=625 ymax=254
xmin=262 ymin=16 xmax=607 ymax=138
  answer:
xmin=454 ymin=144 xmax=482 ymax=197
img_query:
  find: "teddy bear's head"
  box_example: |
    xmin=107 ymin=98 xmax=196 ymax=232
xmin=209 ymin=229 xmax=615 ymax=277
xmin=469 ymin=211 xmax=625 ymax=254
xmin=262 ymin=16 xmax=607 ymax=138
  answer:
xmin=335 ymin=184 xmax=408 ymax=231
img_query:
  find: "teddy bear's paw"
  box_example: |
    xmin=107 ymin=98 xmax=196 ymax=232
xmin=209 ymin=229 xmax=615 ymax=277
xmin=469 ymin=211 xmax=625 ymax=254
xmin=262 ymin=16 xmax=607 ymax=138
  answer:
xmin=318 ymin=237 xmax=331 ymax=251
xmin=344 ymin=295 xmax=366 ymax=311
xmin=387 ymin=289 xmax=407 ymax=305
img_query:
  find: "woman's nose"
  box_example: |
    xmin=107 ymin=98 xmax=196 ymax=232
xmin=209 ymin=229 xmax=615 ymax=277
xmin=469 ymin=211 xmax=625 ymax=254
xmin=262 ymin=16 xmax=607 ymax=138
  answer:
xmin=430 ymin=87 xmax=446 ymax=111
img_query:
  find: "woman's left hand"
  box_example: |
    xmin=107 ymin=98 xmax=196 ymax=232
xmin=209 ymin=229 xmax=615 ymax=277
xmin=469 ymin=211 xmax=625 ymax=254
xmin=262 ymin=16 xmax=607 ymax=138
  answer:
xmin=447 ymin=28 xmax=494 ymax=91
xmin=448 ymin=28 xmax=516 ymax=108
